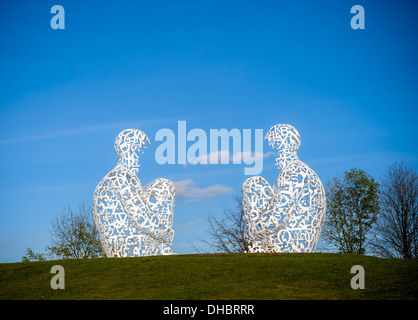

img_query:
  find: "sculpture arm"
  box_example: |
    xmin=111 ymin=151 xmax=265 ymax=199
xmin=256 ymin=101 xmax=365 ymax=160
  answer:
xmin=114 ymin=170 xmax=165 ymax=240
xmin=145 ymin=178 xmax=175 ymax=244
xmin=242 ymin=176 xmax=274 ymax=239
xmin=270 ymin=163 xmax=304 ymax=228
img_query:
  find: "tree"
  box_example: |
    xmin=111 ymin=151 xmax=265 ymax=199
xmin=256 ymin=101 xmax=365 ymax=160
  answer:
xmin=21 ymin=247 xmax=46 ymax=262
xmin=371 ymin=162 xmax=418 ymax=259
xmin=46 ymin=204 xmax=103 ymax=259
xmin=199 ymin=197 xmax=251 ymax=253
xmin=322 ymin=168 xmax=380 ymax=254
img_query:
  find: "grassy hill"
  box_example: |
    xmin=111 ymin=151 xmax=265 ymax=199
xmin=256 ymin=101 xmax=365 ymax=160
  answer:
xmin=0 ymin=253 xmax=417 ymax=300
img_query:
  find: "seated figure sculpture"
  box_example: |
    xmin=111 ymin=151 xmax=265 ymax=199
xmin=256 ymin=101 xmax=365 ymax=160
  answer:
xmin=242 ymin=124 xmax=326 ymax=253
xmin=92 ymin=129 xmax=175 ymax=257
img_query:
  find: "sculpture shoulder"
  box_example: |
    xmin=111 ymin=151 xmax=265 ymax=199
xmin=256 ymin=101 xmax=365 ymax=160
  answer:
xmin=279 ymin=160 xmax=317 ymax=179
xmin=277 ymin=160 xmax=324 ymax=191
xmin=93 ymin=165 xmax=142 ymax=196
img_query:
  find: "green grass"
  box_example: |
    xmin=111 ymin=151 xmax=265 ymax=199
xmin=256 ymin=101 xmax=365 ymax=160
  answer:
xmin=0 ymin=253 xmax=417 ymax=300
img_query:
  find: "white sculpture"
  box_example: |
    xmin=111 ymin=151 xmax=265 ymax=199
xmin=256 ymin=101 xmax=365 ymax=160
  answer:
xmin=242 ymin=124 xmax=326 ymax=253
xmin=92 ymin=129 xmax=175 ymax=257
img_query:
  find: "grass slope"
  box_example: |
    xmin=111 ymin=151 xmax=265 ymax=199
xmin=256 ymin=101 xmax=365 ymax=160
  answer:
xmin=0 ymin=253 xmax=417 ymax=300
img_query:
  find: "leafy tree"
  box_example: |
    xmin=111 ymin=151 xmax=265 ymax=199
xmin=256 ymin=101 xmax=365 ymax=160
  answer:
xmin=322 ymin=168 xmax=380 ymax=254
xmin=46 ymin=204 xmax=103 ymax=259
xmin=21 ymin=247 xmax=46 ymax=262
xmin=371 ymin=162 xmax=418 ymax=259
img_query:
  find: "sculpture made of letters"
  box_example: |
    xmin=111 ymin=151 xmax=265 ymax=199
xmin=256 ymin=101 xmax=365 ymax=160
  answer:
xmin=92 ymin=129 xmax=175 ymax=257
xmin=242 ymin=124 xmax=326 ymax=253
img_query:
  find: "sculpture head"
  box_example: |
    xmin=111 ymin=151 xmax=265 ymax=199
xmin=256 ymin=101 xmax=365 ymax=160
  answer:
xmin=115 ymin=129 xmax=150 ymax=171
xmin=265 ymin=124 xmax=301 ymax=169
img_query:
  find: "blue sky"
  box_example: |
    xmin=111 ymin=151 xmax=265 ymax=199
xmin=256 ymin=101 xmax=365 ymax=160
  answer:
xmin=1 ymin=0 xmax=417 ymax=262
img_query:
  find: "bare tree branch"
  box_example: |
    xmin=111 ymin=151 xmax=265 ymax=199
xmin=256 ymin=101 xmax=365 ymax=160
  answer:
xmin=371 ymin=161 xmax=418 ymax=259
xmin=198 ymin=196 xmax=251 ymax=253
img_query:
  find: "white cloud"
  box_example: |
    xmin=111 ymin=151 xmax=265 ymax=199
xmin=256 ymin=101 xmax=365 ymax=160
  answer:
xmin=231 ymin=151 xmax=274 ymax=163
xmin=0 ymin=117 xmax=177 ymax=144
xmin=176 ymin=220 xmax=201 ymax=230
xmin=174 ymin=179 xmax=234 ymax=200
xmin=0 ymin=122 xmax=131 ymax=144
